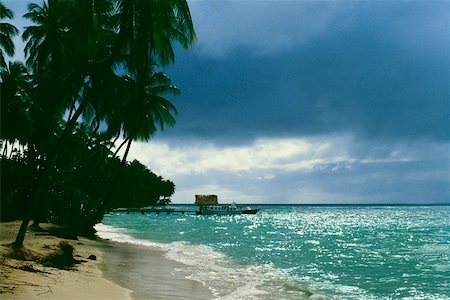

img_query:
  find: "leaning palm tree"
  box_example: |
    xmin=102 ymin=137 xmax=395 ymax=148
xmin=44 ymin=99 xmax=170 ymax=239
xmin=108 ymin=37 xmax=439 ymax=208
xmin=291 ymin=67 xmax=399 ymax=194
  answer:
xmin=110 ymin=0 xmax=195 ymax=160
xmin=13 ymin=1 xmax=94 ymax=246
xmin=117 ymin=69 xmax=179 ymax=162
xmin=0 ymin=1 xmax=18 ymax=68
xmin=83 ymin=0 xmax=195 ymax=225
xmin=80 ymin=0 xmax=196 ymax=161
xmin=89 ymin=68 xmax=179 ymax=222
xmin=13 ymin=0 xmax=196 ymax=247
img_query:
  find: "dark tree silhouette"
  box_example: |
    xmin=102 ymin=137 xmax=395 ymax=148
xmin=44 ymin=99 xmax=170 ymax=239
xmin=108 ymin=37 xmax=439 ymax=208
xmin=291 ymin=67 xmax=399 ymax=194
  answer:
xmin=0 ymin=0 xmax=195 ymax=247
xmin=0 ymin=1 xmax=18 ymax=67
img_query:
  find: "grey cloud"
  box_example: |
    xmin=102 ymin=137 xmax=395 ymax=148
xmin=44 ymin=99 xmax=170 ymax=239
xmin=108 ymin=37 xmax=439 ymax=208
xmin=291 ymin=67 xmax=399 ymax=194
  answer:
xmin=169 ymin=140 xmax=449 ymax=204
xmin=161 ymin=12 xmax=449 ymax=145
xmin=135 ymin=1 xmax=450 ymax=203
xmin=188 ymin=0 xmax=354 ymax=57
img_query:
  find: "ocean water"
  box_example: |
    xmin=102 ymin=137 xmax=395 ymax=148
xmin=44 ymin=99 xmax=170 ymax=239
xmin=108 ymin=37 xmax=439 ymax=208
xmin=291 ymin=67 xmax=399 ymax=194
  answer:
xmin=96 ymin=205 xmax=450 ymax=299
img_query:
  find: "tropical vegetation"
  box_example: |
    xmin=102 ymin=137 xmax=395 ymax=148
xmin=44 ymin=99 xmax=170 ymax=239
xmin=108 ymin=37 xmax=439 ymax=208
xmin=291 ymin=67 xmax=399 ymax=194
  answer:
xmin=0 ymin=0 xmax=195 ymax=247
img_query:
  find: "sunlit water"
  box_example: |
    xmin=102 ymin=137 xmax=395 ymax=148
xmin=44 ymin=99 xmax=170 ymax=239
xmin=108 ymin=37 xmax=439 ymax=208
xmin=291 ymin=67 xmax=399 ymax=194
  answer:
xmin=97 ymin=205 xmax=450 ymax=299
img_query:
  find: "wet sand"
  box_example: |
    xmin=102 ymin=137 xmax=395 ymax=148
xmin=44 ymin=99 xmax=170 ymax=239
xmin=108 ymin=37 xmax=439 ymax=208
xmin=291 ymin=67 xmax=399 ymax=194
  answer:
xmin=99 ymin=241 xmax=213 ymax=299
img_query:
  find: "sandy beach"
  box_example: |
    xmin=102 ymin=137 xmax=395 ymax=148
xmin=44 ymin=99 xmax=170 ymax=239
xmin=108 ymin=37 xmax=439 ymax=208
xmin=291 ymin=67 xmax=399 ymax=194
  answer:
xmin=0 ymin=221 xmax=213 ymax=300
xmin=0 ymin=221 xmax=132 ymax=299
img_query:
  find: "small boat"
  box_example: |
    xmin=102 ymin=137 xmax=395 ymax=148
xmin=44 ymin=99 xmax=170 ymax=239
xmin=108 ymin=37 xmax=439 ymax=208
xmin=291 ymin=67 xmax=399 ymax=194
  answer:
xmin=197 ymin=202 xmax=259 ymax=215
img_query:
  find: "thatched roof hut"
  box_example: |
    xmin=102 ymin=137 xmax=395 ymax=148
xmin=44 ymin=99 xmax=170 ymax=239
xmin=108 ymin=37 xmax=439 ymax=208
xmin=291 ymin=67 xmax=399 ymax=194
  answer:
xmin=195 ymin=194 xmax=218 ymax=206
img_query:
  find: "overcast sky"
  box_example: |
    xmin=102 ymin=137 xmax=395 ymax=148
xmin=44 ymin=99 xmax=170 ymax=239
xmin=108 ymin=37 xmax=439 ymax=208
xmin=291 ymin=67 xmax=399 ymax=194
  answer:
xmin=6 ymin=0 xmax=450 ymax=204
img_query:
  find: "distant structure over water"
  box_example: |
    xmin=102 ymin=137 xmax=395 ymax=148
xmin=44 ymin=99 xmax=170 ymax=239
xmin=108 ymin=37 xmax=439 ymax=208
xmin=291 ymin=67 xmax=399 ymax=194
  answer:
xmin=111 ymin=194 xmax=258 ymax=215
xmin=194 ymin=194 xmax=258 ymax=215
xmin=195 ymin=195 xmax=219 ymax=206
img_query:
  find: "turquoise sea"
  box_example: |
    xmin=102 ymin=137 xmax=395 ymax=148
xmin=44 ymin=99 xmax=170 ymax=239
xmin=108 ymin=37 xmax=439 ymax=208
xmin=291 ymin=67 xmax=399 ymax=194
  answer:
xmin=96 ymin=205 xmax=450 ymax=299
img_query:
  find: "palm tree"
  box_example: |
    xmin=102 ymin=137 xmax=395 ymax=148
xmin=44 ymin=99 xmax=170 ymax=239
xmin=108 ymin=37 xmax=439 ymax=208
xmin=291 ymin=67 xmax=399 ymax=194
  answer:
xmin=61 ymin=0 xmax=119 ymax=135
xmin=159 ymin=180 xmax=175 ymax=205
xmin=22 ymin=0 xmax=75 ymax=141
xmin=89 ymin=69 xmax=179 ymax=221
xmin=13 ymin=0 xmax=196 ymax=247
xmin=0 ymin=1 xmax=18 ymax=68
xmin=14 ymin=0 xmax=113 ymax=246
xmin=23 ymin=0 xmax=195 ymax=153
xmin=116 ymin=70 xmax=179 ymax=161
xmin=22 ymin=1 xmax=70 ymax=72
xmin=109 ymin=0 xmax=195 ymax=163
xmin=115 ymin=0 xmax=196 ymax=70
xmin=0 ymin=61 xmax=32 ymax=153
xmin=83 ymin=0 xmax=195 ymax=224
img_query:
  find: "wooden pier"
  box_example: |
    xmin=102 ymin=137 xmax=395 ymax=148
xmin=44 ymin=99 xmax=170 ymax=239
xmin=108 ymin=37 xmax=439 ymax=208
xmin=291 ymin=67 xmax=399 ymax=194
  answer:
xmin=111 ymin=207 xmax=199 ymax=215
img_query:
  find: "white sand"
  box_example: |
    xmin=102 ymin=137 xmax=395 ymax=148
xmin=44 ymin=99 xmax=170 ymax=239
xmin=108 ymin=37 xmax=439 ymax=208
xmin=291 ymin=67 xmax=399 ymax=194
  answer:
xmin=0 ymin=221 xmax=131 ymax=299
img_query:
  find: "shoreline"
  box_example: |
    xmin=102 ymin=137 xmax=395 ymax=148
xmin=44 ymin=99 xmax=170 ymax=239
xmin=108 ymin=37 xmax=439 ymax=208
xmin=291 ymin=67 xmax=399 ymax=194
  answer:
xmin=99 ymin=240 xmax=213 ymax=300
xmin=0 ymin=221 xmax=213 ymax=299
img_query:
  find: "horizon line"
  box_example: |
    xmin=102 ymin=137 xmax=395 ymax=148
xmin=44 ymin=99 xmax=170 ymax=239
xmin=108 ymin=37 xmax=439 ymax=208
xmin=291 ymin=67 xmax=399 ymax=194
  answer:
xmin=170 ymin=203 xmax=450 ymax=206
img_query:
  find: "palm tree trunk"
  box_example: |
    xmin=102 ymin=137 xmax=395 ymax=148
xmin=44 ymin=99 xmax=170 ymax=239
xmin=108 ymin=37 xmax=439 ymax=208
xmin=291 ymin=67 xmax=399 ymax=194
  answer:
xmin=9 ymin=141 xmax=15 ymax=159
xmin=14 ymin=218 xmax=30 ymax=247
xmin=67 ymin=98 xmax=77 ymax=122
xmin=121 ymin=138 xmax=132 ymax=163
xmin=2 ymin=142 xmax=8 ymax=158
xmin=94 ymin=119 xmax=101 ymax=133
xmin=64 ymin=98 xmax=88 ymax=138
xmin=108 ymin=132 xmax=121 ymax=151
xmin=13 ymin=166 xmax=45 ymax=247
xmin=113 ymin=138 xmax=129 ymax=157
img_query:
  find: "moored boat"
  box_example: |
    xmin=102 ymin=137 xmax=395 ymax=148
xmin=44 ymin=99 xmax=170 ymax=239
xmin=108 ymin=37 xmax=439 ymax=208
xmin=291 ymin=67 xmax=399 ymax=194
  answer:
xmin=197 ymin=202 xmax=259 ymax=215
xmin=194 ymin=195 xmax=259 ymax=215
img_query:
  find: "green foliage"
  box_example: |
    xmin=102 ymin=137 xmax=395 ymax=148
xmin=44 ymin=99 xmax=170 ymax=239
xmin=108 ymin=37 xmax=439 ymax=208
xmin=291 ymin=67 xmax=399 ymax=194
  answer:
xmin=0 ymin=151 xmax=39 ymax=221
xmin=0 ymin=1 xmax=19 ymax=67
xmin=1 ymin=138 xmax=175 ymax=226
xmin=0 ymin=0 xmax=194 ymax=239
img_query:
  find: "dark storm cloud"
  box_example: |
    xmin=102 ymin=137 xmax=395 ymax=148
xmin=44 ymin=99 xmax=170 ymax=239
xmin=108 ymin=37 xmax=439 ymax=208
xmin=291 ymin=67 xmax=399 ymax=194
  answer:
xmin=159 ymin=1 xmax=449 ymax=145
xmin=4 ymin=0 xmax=448 ymax=204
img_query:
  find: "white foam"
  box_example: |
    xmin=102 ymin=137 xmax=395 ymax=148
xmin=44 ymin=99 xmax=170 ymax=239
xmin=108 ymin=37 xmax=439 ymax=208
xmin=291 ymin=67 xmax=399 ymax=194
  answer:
xmin=161 ymin=240 xmax=319 ymax=299
xmin=95 ymin=223 xmax=316 ymax=299
xmin=94 ymin=223 xmax=169 ymax=251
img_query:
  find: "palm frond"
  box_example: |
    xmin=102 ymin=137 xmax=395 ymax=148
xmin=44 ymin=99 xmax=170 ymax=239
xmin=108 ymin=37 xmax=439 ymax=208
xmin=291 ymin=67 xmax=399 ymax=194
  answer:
xmin=0 ymin=1 xmax=14 ymax=19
